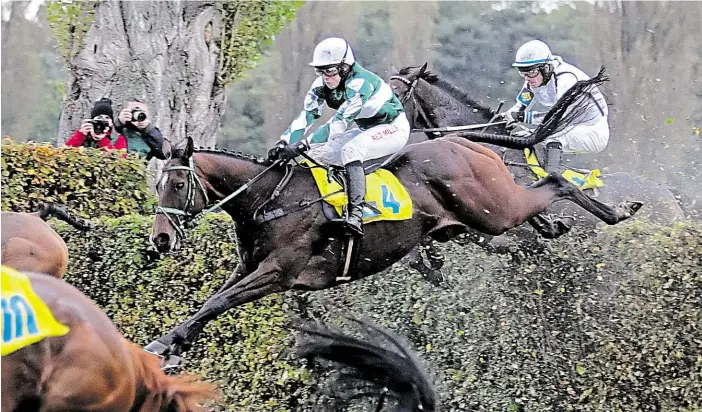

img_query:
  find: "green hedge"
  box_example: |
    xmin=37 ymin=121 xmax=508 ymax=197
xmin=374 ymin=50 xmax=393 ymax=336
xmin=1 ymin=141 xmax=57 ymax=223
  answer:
xmin=300 ymin=221 xmax=702 ymax=411
xmin=57 ymin=213 xmax=310 ymax=411
xmin=54 ymin=208 xmax=702 ymax=411
xmin=1 ymin=139 xmax=154 ymax=217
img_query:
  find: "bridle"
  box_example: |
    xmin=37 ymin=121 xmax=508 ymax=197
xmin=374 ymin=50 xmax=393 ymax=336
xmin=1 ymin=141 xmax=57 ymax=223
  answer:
xmin=389 ymin=74 xmax=436 ymax=129
xmin=154 ymin=156 xmax=282 ymax=239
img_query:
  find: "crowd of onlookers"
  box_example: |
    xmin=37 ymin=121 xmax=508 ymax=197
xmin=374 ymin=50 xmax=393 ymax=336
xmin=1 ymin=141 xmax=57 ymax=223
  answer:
xmin=65 ymin=98 xmax=170 ymax=160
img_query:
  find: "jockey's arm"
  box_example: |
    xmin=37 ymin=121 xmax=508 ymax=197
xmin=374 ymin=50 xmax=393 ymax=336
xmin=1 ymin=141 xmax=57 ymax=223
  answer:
xmin=523 ymin=73 xmax=579 ymax=126
xmin=308 ymin=82 xmax=367 ymax=144
xmin=281 ymin=79 xmax=326 ymax=144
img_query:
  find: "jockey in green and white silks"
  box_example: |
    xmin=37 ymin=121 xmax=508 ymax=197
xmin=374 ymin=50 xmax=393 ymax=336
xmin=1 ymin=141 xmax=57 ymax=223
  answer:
xmin=501 ymin=40 xmax=609 ymax=172
xmin=268 ymin=37 xmax=411 ymax=236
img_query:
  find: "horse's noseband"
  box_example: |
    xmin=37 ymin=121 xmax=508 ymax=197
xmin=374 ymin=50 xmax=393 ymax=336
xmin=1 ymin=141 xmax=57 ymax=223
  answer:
xmin=155 ymin=158 xmax=210 ymax=239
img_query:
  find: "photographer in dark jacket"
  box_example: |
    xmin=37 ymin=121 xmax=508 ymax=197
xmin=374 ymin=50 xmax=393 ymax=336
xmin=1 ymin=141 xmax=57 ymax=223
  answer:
xmin=114 ymin=99 xmax=171 ymax=160
xmin=65 ymin=98 xmax=127 ymax=152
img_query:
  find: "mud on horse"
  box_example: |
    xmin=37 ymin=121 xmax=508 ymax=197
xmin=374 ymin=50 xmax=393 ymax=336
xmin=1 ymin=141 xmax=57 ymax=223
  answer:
xmin=144 ymin=73 xmax=641 ymax=366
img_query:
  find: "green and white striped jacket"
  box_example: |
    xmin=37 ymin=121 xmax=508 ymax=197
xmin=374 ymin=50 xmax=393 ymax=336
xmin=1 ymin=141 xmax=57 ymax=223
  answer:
xmin=281 ymin=63 xmax=404 ymax=145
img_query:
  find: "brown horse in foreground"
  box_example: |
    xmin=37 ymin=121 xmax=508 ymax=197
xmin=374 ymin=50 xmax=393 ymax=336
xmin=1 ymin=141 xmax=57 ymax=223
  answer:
xmin=145 ymin=126 xmax=642 ymax=365
xmin=1 ymin=204 xmax=91 ymax=279
xmin=1 ymin=270 xmax=218 ymax=412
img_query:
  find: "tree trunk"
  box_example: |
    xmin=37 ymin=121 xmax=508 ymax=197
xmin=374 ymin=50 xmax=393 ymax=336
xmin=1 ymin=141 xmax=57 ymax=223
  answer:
xmin=56 ymin=1 xmax=223 ymax=150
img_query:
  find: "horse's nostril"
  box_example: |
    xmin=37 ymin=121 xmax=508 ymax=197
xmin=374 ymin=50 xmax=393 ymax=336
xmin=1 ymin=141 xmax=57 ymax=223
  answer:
xmin=154 ymin=233 xmax=170 ymax=247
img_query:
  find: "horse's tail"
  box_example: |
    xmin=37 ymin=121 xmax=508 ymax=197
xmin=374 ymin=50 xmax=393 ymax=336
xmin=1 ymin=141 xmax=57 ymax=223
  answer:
xmin=36 ymin=203 xmax=92 ymax=231
xmin=457 ymin=66 xmax=609 ymax=148
xmin=295 ymin=316 xmax=437 ymax=412
xmin=128 ymin=342 xmax=219 ymax=412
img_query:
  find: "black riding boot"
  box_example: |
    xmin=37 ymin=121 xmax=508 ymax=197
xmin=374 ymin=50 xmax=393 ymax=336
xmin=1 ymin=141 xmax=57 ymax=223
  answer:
xmin=332 ymin=160 xmax=366 ymax=236
xmin=545 ymin=141 xmax=564 ymax=174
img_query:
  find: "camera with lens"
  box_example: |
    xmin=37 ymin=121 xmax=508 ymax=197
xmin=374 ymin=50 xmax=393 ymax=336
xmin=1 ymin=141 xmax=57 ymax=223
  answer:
xmin=89 ymin=119 xmax=110 ymax=135
xmin=131 ymin=110 xmax=147 ymax=122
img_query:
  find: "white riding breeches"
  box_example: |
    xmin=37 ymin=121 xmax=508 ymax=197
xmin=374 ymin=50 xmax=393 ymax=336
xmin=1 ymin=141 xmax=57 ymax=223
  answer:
xmin=307 ymin=113 xmax=410 ymax=166
xmin=546 ymin=115 xmax=610 ymax=154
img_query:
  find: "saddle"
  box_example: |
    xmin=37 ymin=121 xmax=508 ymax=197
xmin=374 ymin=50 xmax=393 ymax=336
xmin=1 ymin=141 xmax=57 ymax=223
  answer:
xmin=503 ymin=147 xmax=604 ymax=190
xmin=303 ymin=159 xmax=413 ymax=224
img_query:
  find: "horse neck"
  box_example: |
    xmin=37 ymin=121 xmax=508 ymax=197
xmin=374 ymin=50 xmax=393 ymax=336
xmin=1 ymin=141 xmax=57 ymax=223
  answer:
xmin=127 ymin=340 xmax=216 ymax=411
xmin=195 ymin=153 xmax=277 ymax=221
xmin=415 ymin=78 xmax=494 ymax=127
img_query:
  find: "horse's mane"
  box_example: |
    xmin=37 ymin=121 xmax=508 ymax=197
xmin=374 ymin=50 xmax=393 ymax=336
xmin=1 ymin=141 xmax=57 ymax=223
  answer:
xmin=295 ymin=316 xmax=437 ymax=411
xmin=399 ymin=65 xmax=495 ymax=118
xmin=128 ymin=340 xmax=218 ymax=411
xmin=171 ymin=146 xmax=267 ymax=165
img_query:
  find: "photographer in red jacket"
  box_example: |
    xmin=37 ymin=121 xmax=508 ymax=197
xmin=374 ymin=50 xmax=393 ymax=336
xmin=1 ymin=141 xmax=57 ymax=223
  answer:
xmin=65 ymin=98 xmax=127 ymax=153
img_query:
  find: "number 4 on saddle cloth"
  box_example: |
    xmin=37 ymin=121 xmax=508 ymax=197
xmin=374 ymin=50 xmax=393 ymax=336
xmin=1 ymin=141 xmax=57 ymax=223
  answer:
xmin=524 ymin=148 xmax=604 ymax=190
xmin=1 ymin=265 xmax=70 ymax=356
xmin=303 ymin=160 xmax=413 ymax=223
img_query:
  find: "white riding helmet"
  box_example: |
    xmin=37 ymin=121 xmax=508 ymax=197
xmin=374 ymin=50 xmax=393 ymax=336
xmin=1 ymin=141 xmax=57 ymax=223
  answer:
xmin=512 ymin=40 xmax=553 ymax=68
xmin=309 ymin=37 xmax=355 ymax=67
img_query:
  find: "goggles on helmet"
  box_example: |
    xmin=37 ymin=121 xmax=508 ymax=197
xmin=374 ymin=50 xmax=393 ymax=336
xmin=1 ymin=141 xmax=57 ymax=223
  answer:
xmin=517 ymin=66 xmax=543 ymax=79
xmin=314 ymin=65 xmax=341 ymax=77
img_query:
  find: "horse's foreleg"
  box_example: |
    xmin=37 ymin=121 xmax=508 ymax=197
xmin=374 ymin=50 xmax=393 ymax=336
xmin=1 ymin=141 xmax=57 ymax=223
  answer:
xmin=145 ymin=260 xmax=286 ymax=359
xmin=534 ymin=173 xmax=643 ymax=224
xmin=212 ymin=263 xmax=250 ymax=296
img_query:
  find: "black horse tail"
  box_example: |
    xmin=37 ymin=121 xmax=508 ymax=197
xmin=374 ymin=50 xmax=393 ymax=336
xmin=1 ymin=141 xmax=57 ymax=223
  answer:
xmin=457 ymin=66 xmax=609 ymax=148
xmin=295 ymin=316 xmax=437 ymax=412
xmin=36 ymin=203 xmax=92 ymax=231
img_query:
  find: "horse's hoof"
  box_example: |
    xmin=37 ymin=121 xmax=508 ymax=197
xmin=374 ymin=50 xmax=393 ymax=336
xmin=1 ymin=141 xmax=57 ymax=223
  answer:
xmin=144 ymin=340 xmax=170 ymax=357
xmin=144 ymin=340 xmax=183 ymax=371
xmin=556 ymin=216 xmax=576 ymax=233
xmin=620 ymin=200 xmax=644 ymax=218
xmin=421 ymin=269 xmax=445 ymax=287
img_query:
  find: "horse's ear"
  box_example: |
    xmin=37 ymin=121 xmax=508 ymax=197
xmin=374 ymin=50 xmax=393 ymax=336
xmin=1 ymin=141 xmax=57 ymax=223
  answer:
xmin=391 ymin=65 xmax=399 ymax=75
xmin=184 ymin=136 xmax=194 ymax=159
xmin=419 ymin=62 xmax=428 ymax=76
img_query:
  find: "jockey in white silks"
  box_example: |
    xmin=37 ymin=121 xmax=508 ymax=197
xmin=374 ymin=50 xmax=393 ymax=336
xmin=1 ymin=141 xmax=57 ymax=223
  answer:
xmin=267 ymin=37 xmax=410 ymax=236
xmin=500 ymin=39 xmax=609 ymax=172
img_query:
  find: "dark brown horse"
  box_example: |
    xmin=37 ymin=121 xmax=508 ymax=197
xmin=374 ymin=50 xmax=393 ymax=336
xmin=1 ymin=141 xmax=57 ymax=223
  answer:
xmin=1 ymin=204 xmax=91 ymax=279
xmin=144 ymin=81 xmax=642 ymax=365
xmin=1 ymin=268 xmax=218 ymax=411
xmin=295 ymin=315 xmax=436 ymax=411
xmin=389 ymin=64 xmax=686 ymax=281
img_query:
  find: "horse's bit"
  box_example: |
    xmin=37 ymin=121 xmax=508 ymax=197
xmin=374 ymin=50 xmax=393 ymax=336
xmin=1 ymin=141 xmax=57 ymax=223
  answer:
xmin=390 ymin=74 xmax=436 ymax=129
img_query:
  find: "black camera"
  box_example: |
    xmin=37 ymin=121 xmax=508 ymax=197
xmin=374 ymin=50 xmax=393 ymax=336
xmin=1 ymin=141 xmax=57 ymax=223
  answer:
xmin=89 ymin=119 xmax=109 ymax=135
xmin=131 ymin=110 xmax=147 ymax=122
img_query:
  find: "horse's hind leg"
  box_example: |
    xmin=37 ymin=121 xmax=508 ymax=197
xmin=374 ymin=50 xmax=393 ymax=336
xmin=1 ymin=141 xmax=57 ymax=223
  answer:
xmin=532 ymin=173 xmax=643 ymax=225
xmin=527 ymin=213 xmax=575 ymax=239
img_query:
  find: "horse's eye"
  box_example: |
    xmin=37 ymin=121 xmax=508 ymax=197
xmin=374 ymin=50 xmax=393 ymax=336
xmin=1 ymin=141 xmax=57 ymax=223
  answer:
xmin=175 ymin=182 xmax=185 ymax=191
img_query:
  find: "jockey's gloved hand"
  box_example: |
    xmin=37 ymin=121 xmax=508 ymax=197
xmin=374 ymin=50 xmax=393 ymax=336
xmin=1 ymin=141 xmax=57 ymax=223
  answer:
xmin=501 ymin=111 xmax=526 ymax=131
xmin=267 ymin=140 xmax=287 ymax=162
xmin=268 ymin=140 xmax=309 ymax=162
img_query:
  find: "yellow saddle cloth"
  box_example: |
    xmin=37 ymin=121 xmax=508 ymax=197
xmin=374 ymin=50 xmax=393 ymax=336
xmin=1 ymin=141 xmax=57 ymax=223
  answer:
xmin=1 ymin=266 xmax=70 ymax=356
xmin=524 ymin=148 xmax=604 ymax=190
xmin=304 ymin=162 xmax=413 ymax=224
